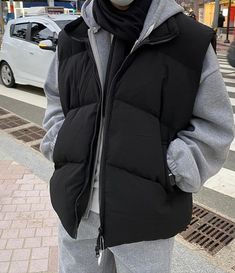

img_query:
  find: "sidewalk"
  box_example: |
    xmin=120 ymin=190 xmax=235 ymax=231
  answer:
xmin=0 ymin=160 xmax=58 ymax=272
xmin=0 ymin=130 xmax=234 ymax=273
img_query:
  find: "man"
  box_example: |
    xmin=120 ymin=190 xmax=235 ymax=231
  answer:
xmin=218 ymin=10 xmax=225 ymax=28
xmin=217 ymin=11 xmax=225 ymax=39
xmin=40 ymin=0 xmax=235 ymax=272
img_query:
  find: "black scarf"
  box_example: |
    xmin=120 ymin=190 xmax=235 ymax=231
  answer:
xmin=93 ymin=0 xmax=152 ymax=42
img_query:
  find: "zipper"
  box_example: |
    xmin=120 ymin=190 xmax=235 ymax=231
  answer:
xmin=95 ymin=227 xmax=105 ymax=265
xmin=96 ymin=32 xmax=179 ymax=257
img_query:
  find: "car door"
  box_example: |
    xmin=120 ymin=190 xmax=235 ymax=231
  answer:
xmin=23 ymin=22 xmax=57 ymax=87
xmin=7 ymin=22 xmax=31 ymax=81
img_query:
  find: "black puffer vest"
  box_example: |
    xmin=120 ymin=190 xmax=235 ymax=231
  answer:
xmin=50 ymin=13 xmax=214 ymax=250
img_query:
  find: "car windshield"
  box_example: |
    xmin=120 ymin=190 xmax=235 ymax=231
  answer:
xmin=55 ymin=20 xmax=72 ymax=29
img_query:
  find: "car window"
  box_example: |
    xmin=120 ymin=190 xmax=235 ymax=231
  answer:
xmin=11 ymin=23 xmax=28 ymax=40
xmin=30 ymin=23 xmax=58 ymax=44
xmin=54 ymin=20 xmax=72 ymax=29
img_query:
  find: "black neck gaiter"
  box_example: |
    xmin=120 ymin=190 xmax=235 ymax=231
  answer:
xmin=93 ymin=0 xmax=152 ymax=42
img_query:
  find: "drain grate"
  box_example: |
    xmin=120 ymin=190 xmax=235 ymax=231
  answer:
xmin=0 ymin=116 xmax=29 ymax=129
xmin=31 ymin=143 xmax=41 ymax=151
xmin=180 ymin=203 xmax=235 ymax=255
xmin=10 ymin=126 xmax=45 ymax=142
xmin=0 ymin=108 xmax=9 ymax=116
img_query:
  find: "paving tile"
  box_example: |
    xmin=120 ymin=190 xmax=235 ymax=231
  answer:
xmin=35 ymin=228 xmax=52 ymax=237
xmin=24 ymin=237 xmax=41 ymax=248
xmin=6 ymin=239 xmax=24 ymax=249
xmin=52 ymin=227 xmax=58 ymax=237
xmin=39 ymin=197 xmax=50 ymax=204
xmin=0 ymin=250 xmax=12 ymax=261
xmin=20 ymin=211 xmax=34 ymax=220
xmin=22 ymin=174 xmax=35 ymax=180
xmin=4 ymin=212 xmax=21 ymax=220
xmin=1 ymin=229 xmax=19 ymax=239
xmin=43 ymin=218 xmax=58 ymax=228
xmin=20 ymin=184 xmax=34 ymax=191
xmin=12 ymin=191 xmax=27 ymax=197
xmin=19 ymin=228 xmax=35 ymax=238
xmin=48 ymin=247 xmax=58 ymax=273
xmin=1 ymin=204 xmax=16 ymax=212
xmin=0 ymin=261 xmax=9 ymax=273
xmin=31 ymin=203 xmax=45 ymax=211
xmin=5 ymin=184 xmax=19 ymax=191
xmin=0 ymin=212 xmax=6 ymax=220
xmin=0 ymin=239 xmax=7 ymax=249
xmin=9 ymin=260 xmax=29 ymax=273
xmin=11 ymin=220 xmax=27 ymax=229
xmin=27 ymin=219 xmax=42 ymax=228
xmin=25 ymin=191 xmax=40 ymax=197
xmin=29 ymin=259 xmax=48 ymax=272
xmin=0 ymin=221 xmax=12 ymax=229
xmin=12 ymin=249 xmax=31 ymax=261
xmin=26 ymin=197 xmax=41 ymax=204
xmin=42 ymin=236 xmax=58 ymax=247
xmin=35 ymin=211 xmax=49 ymax=219
xmin=0 ymin=198 xmax=12 ymax=205
xmin=0 ymin=174 xmax=23 ymax=180
xmin=12 ymin=198 xmax=26 ymax=204
xmin=31 ymin=247 xmax=49 ymax=260
xmin=16 ymin=204 xmax=31 ymax=212
xmin=34 ymin=184 xmax=48 ymax=191
xmin=39 ymin=190 xmax=49 ymax=197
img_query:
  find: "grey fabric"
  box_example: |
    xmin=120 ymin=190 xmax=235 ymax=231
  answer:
xmin=58 ymin=212 xmax=175 ymax=273
xmin=167 ymin=44 xmax=235 ymax=193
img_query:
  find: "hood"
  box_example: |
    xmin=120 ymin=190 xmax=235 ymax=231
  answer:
xmin=81 ymin=0 xmax=184 ymax=43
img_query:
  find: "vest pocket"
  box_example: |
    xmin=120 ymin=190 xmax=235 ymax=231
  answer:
xmin=49 ymin=161 xmax=86 ymax=238
xmin=52 ymin=102 xmax=98 ymax=164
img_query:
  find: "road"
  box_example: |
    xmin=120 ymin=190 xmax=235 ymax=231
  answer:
xmin=0 ymin=54 xmax=234 ymax=201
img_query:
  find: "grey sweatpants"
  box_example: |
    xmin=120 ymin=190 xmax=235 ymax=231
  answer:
xmin=58 ymin=211 xmax=175 ymax=273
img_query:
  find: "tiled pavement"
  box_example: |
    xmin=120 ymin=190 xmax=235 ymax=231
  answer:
xmin=0 ymin=160 xmax=58 ymax=273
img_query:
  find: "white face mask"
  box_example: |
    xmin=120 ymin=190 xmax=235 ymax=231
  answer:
xmin=110 ymin=0 xmax=135 ymax=7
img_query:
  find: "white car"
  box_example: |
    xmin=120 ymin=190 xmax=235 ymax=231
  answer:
xmin=0 ymin=14 xmax=78 ymax=88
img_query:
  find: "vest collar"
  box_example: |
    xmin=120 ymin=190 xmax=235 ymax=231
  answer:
xmin=64 ymin=14 xmax=180 ymax=46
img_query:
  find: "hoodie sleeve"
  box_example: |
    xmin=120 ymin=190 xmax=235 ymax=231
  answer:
xmin=39 ymin=50 xmax=65 ymax=162
xmin=167 ymin=44 xmax=235 ymax=193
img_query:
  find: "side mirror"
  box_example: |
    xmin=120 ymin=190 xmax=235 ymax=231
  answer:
xmin=38 ymin=40 xmax=56 ymax=52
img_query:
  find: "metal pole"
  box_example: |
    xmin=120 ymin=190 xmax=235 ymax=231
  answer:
xmin=0 ymin=0 xmax=4 ymax=34
xmin=194 ymin=0 xmax=199 ymax=20
xmin=212 ymin=0 xmax=220 ymax=29
xmin=224 ymin=0 xmax=232 ymax=43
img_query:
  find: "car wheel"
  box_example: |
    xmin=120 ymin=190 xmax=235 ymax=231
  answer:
xmin=0 ymin=62 xmax=16 ymax=88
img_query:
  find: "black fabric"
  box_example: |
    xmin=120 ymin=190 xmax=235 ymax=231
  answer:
xmin=103 ymin=36 xmax=134 ymax=112
xmin=50 ymin=14 xmax=215 ymax=247
xmin=93 ymin=0 xmax=152 ymax=41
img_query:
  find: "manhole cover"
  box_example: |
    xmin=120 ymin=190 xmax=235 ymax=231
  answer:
xmin=10 ymin=126 xmax=46 ymax=142
xmin=0 ymin=108 xmax=9 ymax=116
xmin=0 ymin=116 xmax=29 ymax=129
xmin=180 ymin=203 xmax=235 ymax=255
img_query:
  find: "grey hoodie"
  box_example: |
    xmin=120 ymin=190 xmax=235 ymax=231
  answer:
xmin=40 ymin=0 xmax=235 ymax=216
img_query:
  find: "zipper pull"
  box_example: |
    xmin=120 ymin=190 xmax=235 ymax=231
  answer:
xmin=95 ymin=228 xmax=105 ymax=266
